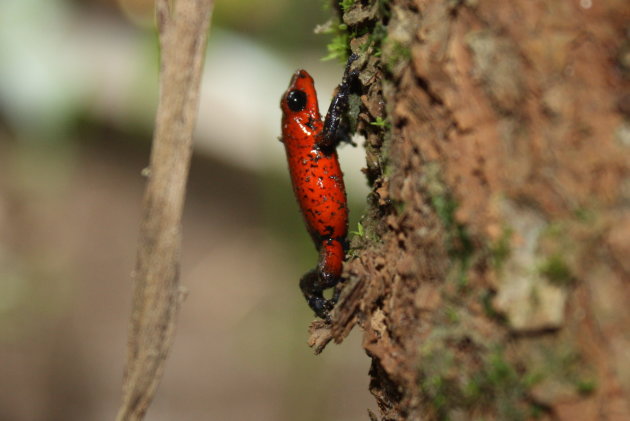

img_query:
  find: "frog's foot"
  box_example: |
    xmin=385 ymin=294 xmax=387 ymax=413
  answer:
xmin=299 ymin=269 xmax=338 ymax=321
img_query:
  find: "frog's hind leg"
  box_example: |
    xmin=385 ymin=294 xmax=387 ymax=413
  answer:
xmin=299 ymin=269 xmax=335 ymax=320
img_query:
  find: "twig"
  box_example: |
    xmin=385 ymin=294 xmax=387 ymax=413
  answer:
xmin=115 ymin=1 xmax=213 ymax=420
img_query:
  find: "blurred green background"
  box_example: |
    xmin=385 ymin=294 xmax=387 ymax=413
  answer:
xmin=0 ymin=0 xmax=373 ymax=420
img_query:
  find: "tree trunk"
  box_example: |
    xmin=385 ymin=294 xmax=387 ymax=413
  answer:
xmin=311 ymin=1 xmax=630 ymax=420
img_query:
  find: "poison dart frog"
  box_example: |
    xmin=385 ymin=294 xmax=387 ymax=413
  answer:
xmin=279 ymin=55 xmax=357 ymax=319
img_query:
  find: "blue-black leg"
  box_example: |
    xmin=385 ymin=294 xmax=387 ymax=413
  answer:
xmin=319 ymin=53 xmax=360 ymax=150
xmin=299 ymin=268 xmax=340 ymax=320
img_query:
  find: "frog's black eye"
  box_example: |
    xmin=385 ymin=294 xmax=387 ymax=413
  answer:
xmin=287 ymin=89 xmax=307 ymax=112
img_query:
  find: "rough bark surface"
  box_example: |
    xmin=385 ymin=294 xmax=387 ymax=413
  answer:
xmin=311 ymin=1 xmax=630 ymax=420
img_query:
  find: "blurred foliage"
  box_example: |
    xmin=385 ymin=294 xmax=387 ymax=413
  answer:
xmin=0 ymin=0 xmax=337 ymax=144
xmin=72 ymin=0 xmax=331 ymax=50
xmin=0 ymin=1 xmax=372 ymax=419
xmin=213 ymin=0 xmax=329 ymax=50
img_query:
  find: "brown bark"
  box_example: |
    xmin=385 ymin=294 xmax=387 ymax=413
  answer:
xmin=115 ymin=1 xmax=213 ymax=420
xmin=311 ymin=1 xmax=630 ymax=420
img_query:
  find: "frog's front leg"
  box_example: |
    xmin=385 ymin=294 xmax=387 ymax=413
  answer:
xmin=319 ymin=53 xmax=359 ymax=150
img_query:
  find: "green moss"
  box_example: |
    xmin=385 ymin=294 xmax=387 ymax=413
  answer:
xmin=419 ymin=346 xmax=458 ymax=419
xmin=419 ymin=344 xmax=536 ymax=420
xmin=490 ymin=226 xmax=512 ymax=270
xmin=384 ymin=40 xmax=411 ymax=72
xmin=339 ymin=0 xmax=356 ymax=12
xmin=350 ymin=221 xmax=365 ymax=237
xmin=321 ymin=0 xmax=391 ymax=62
xmin=480 ymin=290 xmax=506 ymax=323
xmin=538 ymin=254 xmax=573 ymax=286
xmin=370 ymin=116 xmax=390 ymax=128
xmin=376 ymin=129 xmax=394 ymax=180
xmin=377 ymin=0 xmax=392 ymax=11
xmin=529 ymin=403 xmax=546 ymax=419
xmin=524 ymin=342 xmax=597 ymax=401
xmin=349 ymin=200 xmax=384 ymax=248
xmin=541 ymin=220 xmax=566 ymax=239
xmin=468 ymin=350 xmax=528 ymax=421
xmin=576 ymin=379 xmax=596 ymax=395
xmin=553 ymin=348 xmax=597 ymax=396
xmin=431 ymin=193 xmax=473 ymax=288
xmin=431 ymin=192 xmax=457 ymax=228
xmin=444 ymin=306 xmax=460 ymax=324
xmin=347 ymin=92 xmax=363 ymax=132
xmin=424 ymin=163 xmax=474 ymax=290
xmin=573 ymin=207 xmax=595 ymax=223
xmin=365 ymin=21 xmax=388 ymax=56
xmin=522 ymin=371 xmax=545 ymax=388
xmin=430 ymin=189 xmax=469 ymax=255
xmin=323 ymin=24 xmax=351 ymax=62
xmin=485 ymin=351 xmax=519 ymax=386
xmin=391 ymin=199 xmax=405 ymax=215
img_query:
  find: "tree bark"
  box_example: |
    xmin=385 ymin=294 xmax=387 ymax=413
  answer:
xmin=311 ymin=1 xmax=630 ymax=420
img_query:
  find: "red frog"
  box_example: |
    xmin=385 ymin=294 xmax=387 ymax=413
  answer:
xmin=280 ymin=57 xmax=357 ymax=319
